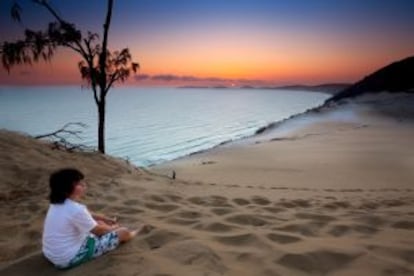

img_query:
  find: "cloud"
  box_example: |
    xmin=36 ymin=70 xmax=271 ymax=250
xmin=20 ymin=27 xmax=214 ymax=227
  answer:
xmin=204 ymin=77 xmax=226 ymax=82
xmin=151 ymin=74 xmax=180 ymax=81
xmin=133 ymin=73 xmax=269 ymax=86
xmin=180 ymin=76 xmax=200 ymax=82
xmin=135 ymin=74 xmax=241 ymax=83
xmin=134 ymin=74 xmax=150 ymax=80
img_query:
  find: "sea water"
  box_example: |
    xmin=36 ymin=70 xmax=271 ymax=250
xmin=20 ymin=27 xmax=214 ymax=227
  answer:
xmin=0 ymin=86 xmax=329 ymax=166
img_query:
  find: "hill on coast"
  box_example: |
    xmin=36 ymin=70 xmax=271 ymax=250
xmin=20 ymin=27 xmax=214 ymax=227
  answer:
xmin=327 ymin=55 xmax=414 ymax=103
xmin=179 ymin=83 xmax=350 ymax=94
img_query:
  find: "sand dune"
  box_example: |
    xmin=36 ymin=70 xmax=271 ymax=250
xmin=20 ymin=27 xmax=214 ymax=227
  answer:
xmin=1 ymin=92 xmax=414 ymax=275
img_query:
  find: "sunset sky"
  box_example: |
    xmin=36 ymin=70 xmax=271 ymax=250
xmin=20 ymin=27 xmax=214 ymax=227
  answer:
xmin=1 ymin=0 xmax=413 ymax=86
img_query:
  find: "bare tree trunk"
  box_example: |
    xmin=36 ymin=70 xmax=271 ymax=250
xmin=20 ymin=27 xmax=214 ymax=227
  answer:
xmin=97 ymin=0 xmax=113 ymax=154
xmin=98 ymin=98 xmax=105 ymax=153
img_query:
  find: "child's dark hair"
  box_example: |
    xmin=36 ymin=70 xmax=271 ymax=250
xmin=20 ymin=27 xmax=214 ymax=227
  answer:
xmin=49 ymin=168 xmax=84 ymax=204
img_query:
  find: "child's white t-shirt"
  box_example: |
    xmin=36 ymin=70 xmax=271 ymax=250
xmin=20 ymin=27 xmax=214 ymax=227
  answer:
xmin=42 ymin=199 xmax=97 ymax=266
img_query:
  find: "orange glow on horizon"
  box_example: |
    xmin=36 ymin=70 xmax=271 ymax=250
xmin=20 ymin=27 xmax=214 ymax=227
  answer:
xmin=1 ymin=1 xmax=414 ymax=87
xmin=1 ymin=39 xmax=413 ymax=86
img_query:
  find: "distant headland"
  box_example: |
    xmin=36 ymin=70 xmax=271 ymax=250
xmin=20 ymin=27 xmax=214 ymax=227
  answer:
xmin=177 ymin=83 xmax=351 ymax=95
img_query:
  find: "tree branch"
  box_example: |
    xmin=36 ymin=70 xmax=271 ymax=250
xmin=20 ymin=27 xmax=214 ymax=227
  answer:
xmin=34 ymin=122 xmax=92 ymax=152
xmin=105 ymin=71 xmax=119 ymax=95
xmin=34 ymin=122 xmax=87 ymax=139
xmin=35 ymin=0 xmax=89 ymax=60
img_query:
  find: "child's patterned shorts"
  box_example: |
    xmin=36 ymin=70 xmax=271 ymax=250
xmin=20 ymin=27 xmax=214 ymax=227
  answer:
xmin=61 ymin=231 xmax=119 ymax=269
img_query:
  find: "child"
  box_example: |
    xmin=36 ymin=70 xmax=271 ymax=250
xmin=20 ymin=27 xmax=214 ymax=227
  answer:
xmin=42 ymin=168 xmax=140 ymax=269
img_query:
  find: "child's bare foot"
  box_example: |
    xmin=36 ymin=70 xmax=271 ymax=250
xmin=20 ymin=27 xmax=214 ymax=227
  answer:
xmin=137 ymin=224 xmax=154 ymax=235
xmin=128 ymin=229 xmax=138 ymax=239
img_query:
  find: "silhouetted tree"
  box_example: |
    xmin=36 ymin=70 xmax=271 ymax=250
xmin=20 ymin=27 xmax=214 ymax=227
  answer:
xmin=0 ymin=0 xmax=139 ymax=153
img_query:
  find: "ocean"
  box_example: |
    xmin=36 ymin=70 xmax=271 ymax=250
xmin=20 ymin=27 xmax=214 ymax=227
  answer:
xmin=0 ymin=86 xmax=329 ymax=166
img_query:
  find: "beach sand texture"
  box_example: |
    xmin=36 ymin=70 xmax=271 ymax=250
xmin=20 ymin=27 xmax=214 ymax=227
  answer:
xmin=0 ymin=92 xmax=413 ymax=275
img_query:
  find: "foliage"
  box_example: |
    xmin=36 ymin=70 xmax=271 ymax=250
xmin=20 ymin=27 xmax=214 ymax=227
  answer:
xmin=0 ymin=0 xmax=139 ymax=153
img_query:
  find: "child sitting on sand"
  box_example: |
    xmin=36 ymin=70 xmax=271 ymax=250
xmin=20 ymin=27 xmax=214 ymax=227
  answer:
xmin=42 ymin=168 xmax=141 ymax=269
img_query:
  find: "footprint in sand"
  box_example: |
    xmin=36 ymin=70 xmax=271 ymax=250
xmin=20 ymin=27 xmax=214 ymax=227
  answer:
xmin=277 ymin=250 xmax=361 ymax=274
xmin=276 ymin=201 xmax=297 ymax=208
xmin=352 ymin=224 xmax=379 ymax=235
xmin=24 ymin=202 xmax=42 ymax=212
xmin=141 ymin=230 xmax=185 ymax=250
xmin=193 ymin=222 xmax=236 ymax=232
xmin=226 ymin=214 xmax=268 ymax=227
xmin=276 ymin=199 xmax=313 ymax=208
xmin=111 ymin=206 xmax=144 ymax=215
xmin=144 ymin=203 xmax=180 ymax=212
xmin=25 ymin=229 xmax=42 ymax=240
xmin=392 ymin=220 xmax=414 ymax=230
xmin=271 ymin=187 xmax=289 ymax=190
xmin=359 ymin=201 xmax=380 ymax=210
xmin=123 ymin=199 xmax=140 ymax=205
xmin=98 ymin=182 xmax=111 ymax=189
xmin=382 ymin=199 xmax=406 ymax=207
xmin=382 ymin=266 xmax=414 ymax=276
xmin=214 ymin=233 xmax=261 ymax=246
xmin=147 ymin=194 xmax=166 ymax=203
xmin=158 ymin=240 xmax=226 ymax=274
xmin=292 ymin=199 xmax=313 ymax=208
xmin=19 ymin=213 xmax=33 ymax=221
xmin=232 ymin=198 xmax=250 ymax=206
xmin=251 ymin=196 xmax=271 ymax=206
xmin=263 ymin=207 xmax=285 ymax=214
xmin=354 ymin=215 xmax=386 ymax=227
xmin=235 ymin=251 xmax=264 ymax=263
xmin=88 ymin=203 xmax=107 ymax=210
xmin=164 ymin=210 xmax=207 ymax=225
xmin=188 ymin=196 xmax=232 ymax=207
xmin=340 ymin=189 xmax=363 ymax=193
xmin=276 ymin=222 xmax=320 ymax=237
xmin=163 ymin=194 xmax=183 ymax=202
xmin=228 ymin=184 xmax=240 ymax=188
xmin=104 ymin=195 xmax=118 ymax=201
xmin=176 ymin=211 xmax=205 ymax=219
xmin=210 ymin=207 xmax=235 ymax=216
xmin=366 ymin=245 xmax=414 ymax=267
xmin=266 ymin=232 xmax=302 ymax=244
xmin=328 ymin=225 xmax=352 ymax=237
xmin=166 ymin=218 xmax=199 ymax=226
xmin=295 ymin=212 xmax=336 ymax=223
xmin=323 ymin=201 xmax=351 ymax=209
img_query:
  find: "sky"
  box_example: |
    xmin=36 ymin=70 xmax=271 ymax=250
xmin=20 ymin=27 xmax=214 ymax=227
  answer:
xmin=0 ymin=0 xmax=413 ymax=87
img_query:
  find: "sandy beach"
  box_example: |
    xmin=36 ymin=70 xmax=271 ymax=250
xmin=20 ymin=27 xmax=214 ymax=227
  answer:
xmin=1 ymin=92 xmax=413 ymax=275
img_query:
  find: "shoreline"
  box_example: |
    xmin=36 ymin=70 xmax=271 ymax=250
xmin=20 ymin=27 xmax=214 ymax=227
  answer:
xmin=153 ymin=91 xmax=414 ymax=167
xmin=147 ymin=91 xmax=336 ymax=168
xmin=1 ymin=91 xmax=413 ymax=275
xmin=150 ymin=91 xmax=414 ymax=189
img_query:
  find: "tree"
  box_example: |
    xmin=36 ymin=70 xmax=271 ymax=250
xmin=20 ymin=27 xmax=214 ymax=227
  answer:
xmin=0 ymin=0 xmax=139 ymax=153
